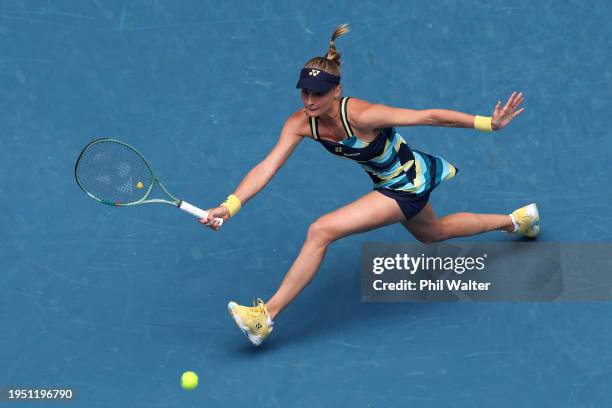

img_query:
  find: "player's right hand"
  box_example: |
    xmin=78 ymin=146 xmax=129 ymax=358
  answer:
xmin=200 ymin=206 xmax=229 ymax=231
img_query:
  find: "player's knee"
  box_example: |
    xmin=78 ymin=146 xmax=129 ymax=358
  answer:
xmin=416 ymin=235 xmax=436 ymax=245
xmin=306 ymin=219 xmax=336 ymax=246
xmin=415 ymin=228 xmax=448 ymax=245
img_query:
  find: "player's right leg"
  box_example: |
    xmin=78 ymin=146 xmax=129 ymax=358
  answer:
xmin=228 ymin=190 xmax=405 ymax=346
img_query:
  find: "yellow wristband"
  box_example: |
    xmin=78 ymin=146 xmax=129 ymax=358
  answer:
xmin=474 ymin=115 xmax=493 ymax=132
xmin=220 ymin=194 xmax=241 ymax=217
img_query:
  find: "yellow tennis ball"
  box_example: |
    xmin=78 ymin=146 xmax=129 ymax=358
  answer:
xmin=136 ymin=181 xmax=144 ymax=189
xmin=181 ymin=371 xmax=198 ymax=390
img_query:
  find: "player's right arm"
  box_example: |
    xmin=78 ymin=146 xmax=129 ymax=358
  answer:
xmin=202 ymin=110 xmax=305 ymax=229
xmin=233 ymin=112 xmax=304 ymax=205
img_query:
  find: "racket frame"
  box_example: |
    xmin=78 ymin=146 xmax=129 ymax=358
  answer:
xmin=75 ymin=138 xmax=223 ymax=225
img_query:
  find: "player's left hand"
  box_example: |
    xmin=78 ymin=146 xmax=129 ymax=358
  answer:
xmin=491 ymin=91 xmax=524 ymax=131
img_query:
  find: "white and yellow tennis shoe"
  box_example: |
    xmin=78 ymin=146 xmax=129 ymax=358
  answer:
xmin=509 ymin=203 xmax=540 ymax=238
xmin=227 ymin=298 xmax=273 ymax=346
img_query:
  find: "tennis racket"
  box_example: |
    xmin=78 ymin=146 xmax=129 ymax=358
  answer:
xmin=74 ymin=138 xmax=223 ymax=226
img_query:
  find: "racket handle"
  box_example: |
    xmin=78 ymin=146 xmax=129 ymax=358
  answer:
xmin=179 ymin=201 xmax=224 ymax=226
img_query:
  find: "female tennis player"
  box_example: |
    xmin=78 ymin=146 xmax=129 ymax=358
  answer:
xmin=201 ymin=24 xmax=539 ymax=346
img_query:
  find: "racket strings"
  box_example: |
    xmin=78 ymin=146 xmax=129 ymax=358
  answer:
xmin=76 ymin=140 xmax=154 ymax=204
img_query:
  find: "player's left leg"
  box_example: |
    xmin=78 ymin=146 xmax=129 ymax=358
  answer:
xmin=402 ymin=203 xmax=539 ymax=243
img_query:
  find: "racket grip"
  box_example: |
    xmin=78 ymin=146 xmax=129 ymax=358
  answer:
xmin=179 ymin=201 xmax=224 ymax=226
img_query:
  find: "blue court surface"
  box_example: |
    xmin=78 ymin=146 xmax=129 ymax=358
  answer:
xmin=2 ymin=1 xmax=612 ymax=406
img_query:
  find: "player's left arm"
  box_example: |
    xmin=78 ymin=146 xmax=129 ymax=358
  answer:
xmin=356 ymin=92 xmax=524 ymax=131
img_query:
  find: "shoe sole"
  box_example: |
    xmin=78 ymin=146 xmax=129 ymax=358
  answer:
xmin=227 ymin=302 xmax=264 ymax=346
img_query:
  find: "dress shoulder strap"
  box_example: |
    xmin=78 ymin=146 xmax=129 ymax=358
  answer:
xmin=309 ymin=116 xmax=320 ymax=140
xmin=339 ymin=96 xmax=354 ymax=138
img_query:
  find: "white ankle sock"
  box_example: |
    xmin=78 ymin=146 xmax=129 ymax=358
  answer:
xmin=509 ymin=214 xmax=519 ymax=233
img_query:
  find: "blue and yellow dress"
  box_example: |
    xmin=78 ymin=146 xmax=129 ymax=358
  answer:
xmin=308 ymin=96 xmax=458 ymax=220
